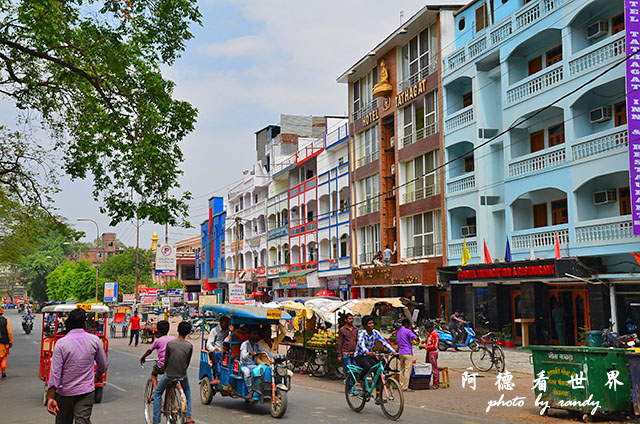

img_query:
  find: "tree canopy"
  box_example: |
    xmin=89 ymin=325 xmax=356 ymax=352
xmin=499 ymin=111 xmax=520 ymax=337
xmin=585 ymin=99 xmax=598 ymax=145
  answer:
xmin=99 ymin=247 xmax=154 ymax=295
xmin=46 ymin=259 xmax=98 ymax=302
xmin=0 ymin=0 xmax=201 ymax=226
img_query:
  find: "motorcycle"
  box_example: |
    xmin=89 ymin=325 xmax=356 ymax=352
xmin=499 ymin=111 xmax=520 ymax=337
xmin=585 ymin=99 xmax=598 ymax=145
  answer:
xmin=437 ymin=322 xmax=480 ymax=351
xmin=601 ymin=322 xmax=639 ymax=348
xmin=22 ymin=315 xmax=34 ymax=334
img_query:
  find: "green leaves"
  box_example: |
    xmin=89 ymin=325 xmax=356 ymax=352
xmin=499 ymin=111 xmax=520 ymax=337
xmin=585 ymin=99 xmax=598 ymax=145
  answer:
xmin=0 ymin=0 xmax=201 ymax=226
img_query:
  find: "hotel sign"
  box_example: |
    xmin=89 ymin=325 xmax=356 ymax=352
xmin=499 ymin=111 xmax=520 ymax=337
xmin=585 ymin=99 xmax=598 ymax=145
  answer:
xmin=625 ymin=0 xmax=640 ymax=235
xmin=457 ymin=264 xmax=556 ymax=281
xmin=397 ymin=78 xmax=428 ymax=107
xmin=361 ymin=108 xmax=379 ymax=127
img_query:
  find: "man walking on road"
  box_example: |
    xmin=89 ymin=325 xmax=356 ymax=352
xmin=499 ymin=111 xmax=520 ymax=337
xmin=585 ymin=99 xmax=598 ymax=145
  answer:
xmin=153 ymin=321 xmax=195 ymax=424
xmin=396 ymin=319 xmax=417 ymax=391
xmin=0 ymin=308 xmax=13 ymax=378
xmin=128 ymin=310 xmax=141 ymax=347
xmin=337 ymin=313 xmax=358 ymax=389
xmin=46 ymin=308 xmax=108 ymax=423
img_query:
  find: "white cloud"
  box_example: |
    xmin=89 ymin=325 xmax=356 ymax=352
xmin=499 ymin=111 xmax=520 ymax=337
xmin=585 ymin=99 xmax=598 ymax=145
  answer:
xmin=198 ymin=35 xmax=271 ymax=58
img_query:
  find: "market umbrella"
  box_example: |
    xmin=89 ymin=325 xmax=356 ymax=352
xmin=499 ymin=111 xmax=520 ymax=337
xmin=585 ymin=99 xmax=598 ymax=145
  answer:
xmin=315 ymin=290 xmax=336 ymax=297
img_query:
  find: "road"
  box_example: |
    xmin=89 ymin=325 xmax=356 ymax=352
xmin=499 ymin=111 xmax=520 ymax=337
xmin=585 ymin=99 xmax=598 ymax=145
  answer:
xmin=0 ymin=309 xmax=539 ymax=424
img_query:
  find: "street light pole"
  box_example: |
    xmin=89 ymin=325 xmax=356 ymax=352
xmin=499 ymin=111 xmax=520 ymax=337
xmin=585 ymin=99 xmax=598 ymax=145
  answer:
xmin=77 ymin=218 xmax=100 ymax=303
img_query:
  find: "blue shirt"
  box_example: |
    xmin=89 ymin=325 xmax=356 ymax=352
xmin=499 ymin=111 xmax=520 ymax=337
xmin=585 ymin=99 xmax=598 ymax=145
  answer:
xmin=355 ymin=329 xmax=395 ymax=356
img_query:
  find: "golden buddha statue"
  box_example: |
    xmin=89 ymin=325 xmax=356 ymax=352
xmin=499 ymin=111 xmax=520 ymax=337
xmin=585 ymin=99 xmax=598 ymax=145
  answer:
xmin=373 ymin=59 xmax=393 ymax=98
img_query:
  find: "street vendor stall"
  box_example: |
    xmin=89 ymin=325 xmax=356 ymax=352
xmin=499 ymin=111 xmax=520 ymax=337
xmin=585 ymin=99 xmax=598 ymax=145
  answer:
xmin=108 ymin=306 xmax=132 ymax=338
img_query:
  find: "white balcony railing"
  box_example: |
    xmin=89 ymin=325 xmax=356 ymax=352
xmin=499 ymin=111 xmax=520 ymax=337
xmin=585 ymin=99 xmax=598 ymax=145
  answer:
xmin=444 ymin=0 xmax=573 ymax=73
xmin=405 ymin=243 xmax=443 ymax=259
xmin=402 ymin=182 xmax=440 ymax=204
xmin=398 ymin=61 xmax=438 ymax=92
xmin=569 ymin=33 xmax=625 ymax=77
xmin=508 ymin=145 xmax=566 ymax=178
xmin=447 ymin=173 xmax=476 ymax=195
xmin=445 ymin=105 xmax=474 ymax=133
xmin=512 ymin=226 xmax=569 ymax=250
xmin=358 ymin=199 xmax=379 ymax=216
xmin=401 ymin=122 xmax=438 ymax=148
xmin=506 ymin=63 xmax=563 ymax=104
xmin=572 ymin=127 xmax=628 ymax=161
xmin=357 ymin=150 xmax=379 ymax=168
xmin=353 ymin=98 xmax=378 ymax=121
xmin=325 ymin=122 xmax=349 ymax=147
xmin=575 ymin=217 xmax=639 ymax=244
xmin=448 ymin=239 xmax=478 ymax=258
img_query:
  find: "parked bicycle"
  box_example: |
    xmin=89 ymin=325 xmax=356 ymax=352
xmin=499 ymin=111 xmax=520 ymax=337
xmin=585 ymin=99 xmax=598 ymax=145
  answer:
xmin=344 ymin=353 xmax=404 ymax=421
xmin=470 ymin=332 xmax=505 ymax=373
xmin=142 ymin=358 xmax=187 ymax=424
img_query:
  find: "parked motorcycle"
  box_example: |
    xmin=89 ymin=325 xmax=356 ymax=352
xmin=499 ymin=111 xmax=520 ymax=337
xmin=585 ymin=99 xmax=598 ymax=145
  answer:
xmin=437 ymin=322 xmax=480 ymax=351
xmin=601 ymin=322 xmax=639 ymax=348
xmin=22 ymin=315 xmax=34 ymax=334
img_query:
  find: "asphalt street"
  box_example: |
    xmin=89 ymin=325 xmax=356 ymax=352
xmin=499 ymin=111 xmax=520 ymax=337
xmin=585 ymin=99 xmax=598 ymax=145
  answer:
xmin=0 ymin=310 xmax=520 ymax=424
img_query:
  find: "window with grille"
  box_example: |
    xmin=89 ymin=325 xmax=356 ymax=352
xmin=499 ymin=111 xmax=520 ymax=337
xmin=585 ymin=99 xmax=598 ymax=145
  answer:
xmin=400 ymin=25 xmax=437 ymax=90
xmin=356 ymin=125 xmax=380 ymax=167
xmin=358 ymin=174 xmax=380 ymax=215
xmin=405 ymin=210 xmax=441 ymax=258
xmin=402 ymin=150 xmax=440 ymax=203
xmin=358 ymin=224 xmax=380 ymax=264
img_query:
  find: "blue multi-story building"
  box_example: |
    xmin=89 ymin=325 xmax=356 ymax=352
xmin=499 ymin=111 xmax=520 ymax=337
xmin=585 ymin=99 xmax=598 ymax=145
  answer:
xmin=439 ymin=0 xmax=640 ymax=345
xmin=201 ymin=196 xmax=225 ymax=302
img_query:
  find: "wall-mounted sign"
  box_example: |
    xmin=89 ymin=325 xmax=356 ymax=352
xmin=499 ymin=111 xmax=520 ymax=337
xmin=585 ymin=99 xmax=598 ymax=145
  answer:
xmin=103 ymin=282 xmax=118 ymax=303
xmin=625 ymin=1 xmax=640 ymax=235
xmin=362 ymin=108 xmax=379 ymax=127
xmin=229 ymin=283 xmax=246 ymax=305
xmin=155 ymin=244 xmax=177 ymax=276
xmin=122 ymin=294 xmax=135 ymax=304
xmin=397 ymin=78 xmax=429 ymax=107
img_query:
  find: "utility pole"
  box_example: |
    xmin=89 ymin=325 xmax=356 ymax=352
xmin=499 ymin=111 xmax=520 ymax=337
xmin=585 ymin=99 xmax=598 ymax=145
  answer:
xmin=135 ymin=214 xmax=140 ymax=306
xmin=234 ymin=216 xmax=241 ymax=285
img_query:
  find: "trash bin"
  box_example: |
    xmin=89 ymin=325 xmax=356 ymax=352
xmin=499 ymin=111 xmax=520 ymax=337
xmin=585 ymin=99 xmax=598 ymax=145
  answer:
xmin=530 ymin=346 xmax=632 ymax=418
xmin=586 ymin=330 xmax=603 ymax=347
xmin=627 ymin=352 xmax=640 ymax=415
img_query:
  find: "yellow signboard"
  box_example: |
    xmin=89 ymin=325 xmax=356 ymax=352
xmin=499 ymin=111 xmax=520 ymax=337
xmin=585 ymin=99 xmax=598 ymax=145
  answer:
xmin=199 ymin=295 xmax=218 ymax=309
xmin=77 ymin=303 xmax=92 ymax=312
xmin=266 ymin=309 xmax=282 ymax=320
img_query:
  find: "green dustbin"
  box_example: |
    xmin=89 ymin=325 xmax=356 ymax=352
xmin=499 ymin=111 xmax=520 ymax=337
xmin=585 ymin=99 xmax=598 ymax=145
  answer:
xmin=530 ymin=346 xmax=632 ymax=418
xmin=586 ymin=330 xmax=603 ymax=347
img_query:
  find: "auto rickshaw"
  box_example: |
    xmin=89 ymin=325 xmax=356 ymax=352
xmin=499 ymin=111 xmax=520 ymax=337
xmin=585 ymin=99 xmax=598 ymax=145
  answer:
xmin=109 ymin=306 xmax=132 ymax=338
xmin=39 ymin=303 xmax=110 ymax=404
xmin=198 ymin=304 xmax=293 ymax=418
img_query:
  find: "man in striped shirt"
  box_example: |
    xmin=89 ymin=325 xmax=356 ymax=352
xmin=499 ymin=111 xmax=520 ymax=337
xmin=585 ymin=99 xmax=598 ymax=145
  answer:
xmin=354 ymin=315 xmax=396 ymax=381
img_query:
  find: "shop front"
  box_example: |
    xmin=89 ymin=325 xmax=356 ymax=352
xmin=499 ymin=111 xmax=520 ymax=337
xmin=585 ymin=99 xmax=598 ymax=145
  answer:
xmin=273 ymin=270 xmax=321 ymax=298
xmin=438 ymin=258 xmax=606 ymax=346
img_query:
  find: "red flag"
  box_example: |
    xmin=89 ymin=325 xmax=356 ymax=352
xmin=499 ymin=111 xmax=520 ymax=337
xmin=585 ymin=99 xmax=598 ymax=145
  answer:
xmin=631 ymin=252 xmax=640 ymax=266
xmin=483 ymin=239 xmax=492 ymax=264
xmin=554 ymin=231 xmax=561 ymax=259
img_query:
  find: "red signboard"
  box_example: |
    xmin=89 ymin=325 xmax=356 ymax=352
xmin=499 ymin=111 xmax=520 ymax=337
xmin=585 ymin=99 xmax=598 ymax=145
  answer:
xmin=458 ymin=265 xmax=555 ymax=281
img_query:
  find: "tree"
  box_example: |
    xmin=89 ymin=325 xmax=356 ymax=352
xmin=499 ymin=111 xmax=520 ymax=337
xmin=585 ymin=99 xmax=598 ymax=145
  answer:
xmin=0 ymin=0 xmax=201 ymax=226
xmin=99 ymin=247 xmax=155 ymax=296
xmin=46 ymin=260 xmax=97 ymax=302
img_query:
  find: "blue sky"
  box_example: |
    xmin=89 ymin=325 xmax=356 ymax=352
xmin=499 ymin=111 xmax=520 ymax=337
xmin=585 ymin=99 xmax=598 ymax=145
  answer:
xmin=54 ymin=0 xmax=431 ymax=246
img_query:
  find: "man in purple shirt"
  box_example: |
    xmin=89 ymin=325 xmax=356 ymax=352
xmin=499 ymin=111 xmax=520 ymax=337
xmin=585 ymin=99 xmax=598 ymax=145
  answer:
xmin=46 ymin=308 xmax=108 ymax=424
xmin=396 ymin=318 xmax=417 ymax=392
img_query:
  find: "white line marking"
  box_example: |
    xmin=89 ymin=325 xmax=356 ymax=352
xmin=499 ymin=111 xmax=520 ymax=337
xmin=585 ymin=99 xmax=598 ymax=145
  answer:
xmin=32 ymin=340 xmax=38 ymax=345
xmin=106 ymin=382 xmax=127 ymax=392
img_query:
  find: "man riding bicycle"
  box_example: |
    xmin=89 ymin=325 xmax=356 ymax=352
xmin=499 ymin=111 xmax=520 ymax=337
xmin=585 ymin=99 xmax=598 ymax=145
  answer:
xmin=354 ymin=315 xmax=396 ymax=384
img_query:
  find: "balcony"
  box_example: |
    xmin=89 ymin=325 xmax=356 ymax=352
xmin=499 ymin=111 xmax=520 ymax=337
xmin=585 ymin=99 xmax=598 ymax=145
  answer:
xmin=506 ymin=62 xmax=563 ymax=105
xmin=445 ymin=0 xmax=573 ymax=73
xmin=447 ymin=173 xmax=476 ymax=195
xmin=358 ymin=199 xmax=379 ymax=216
xmin=402 ymin=183 xmax=439 ymax=204
xmin=401 ymin=122 xmax=438 ymax=148
xmin=508 ymin=144 xmax=566 ymax=178
xmin=325 ymin=122 xmax=349 ymax=148
xmin=569 ymin=33 xmax=625 ymax=77
xmin=353 ymin=98 xmax=378 ymax=121
xmin=319 ymin=257 xmax=351 ymax=272
xmin=398 ymin=61 xmax=438 ymax=92
xmin=448 ymin=239 xmax=478 ymax=258
xmin=511 ymin=225 xmax=569 ymax=251
xmin=268 ymin=225 xmax=288 ymax=240
xmin=357 ymin=150 xmax=379 ymax=168
xmin=296 ymin=137 xmax=324 ymax=164
xmin=575 ymin=217 xmax=639 ymax=244
xmin=405 ymin=243 xmax=442 ymax=259
xmin=445 ymin=105 xmax=474 ymax=133
xmin=571 ymin=127 xmax=628 ymax=162
xmin=359 ymin=252 xmax=375 ymax=264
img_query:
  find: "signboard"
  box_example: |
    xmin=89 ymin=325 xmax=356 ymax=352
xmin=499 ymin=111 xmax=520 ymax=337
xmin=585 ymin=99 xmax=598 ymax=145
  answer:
xmin=194 ymin=248 xmax=200 ymax=280
xmin=279 ymin=277 xmax=290 ymax=288
xmin=199 ymin=295 xmax=218 ymax=309
xmin=162 ymin=297 xmax=170 ymax=308
xmin=626 ymin=1 xmax=640 ymax=235
xmin=155 ymin=244 xmax=177 ymax=276
xmin=327 ymin=279 xmax=339 ymax=290
xmin=139 ymin=287 xmax=158 ymax=296
xmin=457 ymin=264 xmax=556 ymax=281
xmin=122 ymin=293 xmax=136 ymax=304
xmin=103 ymin=282 xmax=118 ymax=303
xmin=257 ymin=276 xmax=267 ymax=287
xmin=140 ymin=296 xmax=156 ymax=304
xmin=77 ymin=303 xmax=92 ymax=311
xmin=167 ymin=289 xmax=184 ymax=297
xmin=257 ymin=266 xmax=266 ymax=277
xmin=229 ymin=283 xmax=246 ymax=305
xmin=266 ymin=309 xmax=282 ymax=320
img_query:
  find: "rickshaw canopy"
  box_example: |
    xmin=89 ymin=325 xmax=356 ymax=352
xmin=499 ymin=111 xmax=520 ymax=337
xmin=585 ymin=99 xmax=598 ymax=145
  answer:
xmin=202 ymin=303 xmax=293 ymax=325
xmin=42 ymin=303 xmax=110 ymax=313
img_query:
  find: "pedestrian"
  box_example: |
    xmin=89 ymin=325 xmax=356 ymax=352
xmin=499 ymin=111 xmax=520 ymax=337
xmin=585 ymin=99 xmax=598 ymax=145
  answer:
xmin=240 ymin=328 xmax=271 ymax=401
xmin=0 ymin=308 xmax=13 ymax=378
xmin=448 ymin=310 xmax=466 ymax=352
xmin=396 ymin=318 xmax=417 ymax=391
xmin=46 ymin=308 xmax=108 ymax=423
xmin=139 ymin=320 xmax=174 ymax=388
xmin=206 ymin=315 xmax=231 ymax=384
xmin=423 ymin=321 xmax=439 ymax=390
xmin=552 ymin=302 xmax=566 ymax=345
xmin=383 ymin=244 xmax=396 ymax=266
xmin=128 ymin=310 xmax=141 ymax=347
xmin=337 ymin=313 xmax=358 ymax=389
xmin=153 ymin=321 xmax=195 ymax=424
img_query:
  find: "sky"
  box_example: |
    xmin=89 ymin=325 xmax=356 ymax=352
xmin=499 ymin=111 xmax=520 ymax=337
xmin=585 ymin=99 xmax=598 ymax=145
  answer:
xmin=51 ymin=0 xmax=432 ymax=247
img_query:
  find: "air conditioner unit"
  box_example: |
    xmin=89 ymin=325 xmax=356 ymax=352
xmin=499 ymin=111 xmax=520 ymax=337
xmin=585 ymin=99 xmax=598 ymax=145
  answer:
xmin=586 ymin=21 xmax=608 ymax=40
xmin=390 ymin=136 xmax=395 ymax=147
xmin=460 ymin=225 xmax=477 ymax=238
xmin=593 ymin=189 xmax=617 ymax=205
xmin=390 ymin=164 xmax=395 ymax=174
xmin=589 ymin=106 xmax=612 ymax=124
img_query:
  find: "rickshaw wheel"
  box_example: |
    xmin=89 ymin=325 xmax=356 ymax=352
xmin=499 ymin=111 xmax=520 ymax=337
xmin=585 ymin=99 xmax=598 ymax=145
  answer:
xmin=122 ymin=326 xmax=128 ymax=338
xmin=200 ymin=376 xmax=213 ymax=405
xmin=110 ymin=325 xmax=116 ymax=338
xmin=94 ymin=386 xmax=104 ymax=403
xmin=269 ymin=388 xmax=287 ymax=418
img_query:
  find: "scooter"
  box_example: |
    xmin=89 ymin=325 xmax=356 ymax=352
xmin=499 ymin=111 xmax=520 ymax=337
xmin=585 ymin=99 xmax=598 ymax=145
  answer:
xmin=22 ymin=315 xmax=34 ymax=334
xmin=437 ymin=322 xmax=480 ymax=351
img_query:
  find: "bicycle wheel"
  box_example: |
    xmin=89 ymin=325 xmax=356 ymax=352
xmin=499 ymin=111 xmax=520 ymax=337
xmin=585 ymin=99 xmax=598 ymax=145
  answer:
xmin=143 ymin=379 xmax=154 ymax=424
xmin=378 ymin=377 xmax=404 ymax=421
xmin=344 ymin=373 xmax=366 ymax=412
xmin=493 ymin=345 xmax=506 ymax=373
xmin=308 ymin=351 xmax=328 ymax=377
xmin=470 ymin=345 xmax=494 ymax=372
xmin=168 ymin=384 xmax=186 ymax=424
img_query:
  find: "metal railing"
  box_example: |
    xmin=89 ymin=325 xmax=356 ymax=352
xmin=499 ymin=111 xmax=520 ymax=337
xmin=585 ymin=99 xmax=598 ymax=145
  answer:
xmin=353 ymin=98 xmax=379 ymax=121
xmin=398 ymin=61 xmax=438 ymax=92
xmin=402 ymin=182 xmax=439 ymax=204
xmin=405 ymin=243 xmax=443 ymax=258
xmin=358 ymin=199 xmax=380 ymax=216
xmin=357 ymin=150 xmax=379 ymax=168
xmin=401 ymin=122 xmax=438 ymax=148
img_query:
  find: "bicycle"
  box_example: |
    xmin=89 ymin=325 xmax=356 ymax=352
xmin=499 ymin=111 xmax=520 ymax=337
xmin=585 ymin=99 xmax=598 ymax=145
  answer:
xmin=142 ymin=358 xmax=188 ymax=424
xmin=344 ymin=353 xmax=404 ymax=421
xmin=470 ymin=332 xmax=506 ymax=373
